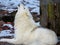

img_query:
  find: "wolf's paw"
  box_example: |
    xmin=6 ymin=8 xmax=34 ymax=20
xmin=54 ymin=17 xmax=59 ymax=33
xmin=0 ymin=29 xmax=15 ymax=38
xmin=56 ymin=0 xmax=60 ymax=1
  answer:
xmin=0 ymin=39 xmax=7 ymax=42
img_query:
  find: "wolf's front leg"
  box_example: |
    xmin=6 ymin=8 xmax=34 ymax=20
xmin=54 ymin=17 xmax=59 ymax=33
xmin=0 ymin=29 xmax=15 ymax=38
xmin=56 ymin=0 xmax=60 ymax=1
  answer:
xmin=0 ymin=38 xmax=17 ymax=44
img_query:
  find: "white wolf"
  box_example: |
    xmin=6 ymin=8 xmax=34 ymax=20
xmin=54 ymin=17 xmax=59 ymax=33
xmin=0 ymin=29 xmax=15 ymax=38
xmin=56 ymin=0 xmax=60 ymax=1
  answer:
xmin=0 ymin=4 xmax=58 ymax=45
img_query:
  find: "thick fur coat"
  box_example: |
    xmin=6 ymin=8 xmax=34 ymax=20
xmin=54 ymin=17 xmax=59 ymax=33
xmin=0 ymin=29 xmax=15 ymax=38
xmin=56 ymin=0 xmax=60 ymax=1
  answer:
xmin=0 ymin=4 xmax=58 ymax=45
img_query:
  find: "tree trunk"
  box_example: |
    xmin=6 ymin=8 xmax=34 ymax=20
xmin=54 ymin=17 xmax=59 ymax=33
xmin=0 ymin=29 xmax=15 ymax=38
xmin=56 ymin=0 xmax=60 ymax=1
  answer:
xmin=40 ymin=0 xmax=60 ymax=36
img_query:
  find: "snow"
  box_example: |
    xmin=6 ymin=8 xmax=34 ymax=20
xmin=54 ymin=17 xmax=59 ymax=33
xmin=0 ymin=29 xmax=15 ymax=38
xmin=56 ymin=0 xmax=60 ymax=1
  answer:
xmin=3 ymin=24 xmax=14 ymax=29
xmin=0 ymin=24 xmax=14 ymax=37
xmin=31 ymin=7 xmax=40 ymax=14
xmin=0 ymin=30 xmax=14 ymax=37
xmin=35 ymin=22 xmax=40 ymax=26
xmin=0 ymin=0 xmax=40 ymax=14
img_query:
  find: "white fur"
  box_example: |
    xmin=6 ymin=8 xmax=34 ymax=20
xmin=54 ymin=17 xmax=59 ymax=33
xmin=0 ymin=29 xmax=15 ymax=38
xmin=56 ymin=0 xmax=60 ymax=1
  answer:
xmin=0 ymin=4 xmax=58 ymax=45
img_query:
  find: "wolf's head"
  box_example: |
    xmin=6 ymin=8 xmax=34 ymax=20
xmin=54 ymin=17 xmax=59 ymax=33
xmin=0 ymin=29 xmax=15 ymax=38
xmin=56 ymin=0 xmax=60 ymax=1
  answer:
xmin=15 ymin=4 xmax=33 ymax=19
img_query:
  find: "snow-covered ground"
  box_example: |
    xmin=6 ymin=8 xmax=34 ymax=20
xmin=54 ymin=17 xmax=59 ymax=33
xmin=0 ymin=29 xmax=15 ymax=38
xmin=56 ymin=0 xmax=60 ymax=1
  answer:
xmin=0 ymin=30 xmax=14 ymax=37
xmin=0 ymin=0 xmax=40 ymax=14
xmin=0 ymin=23 xmax=14 ymax=37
